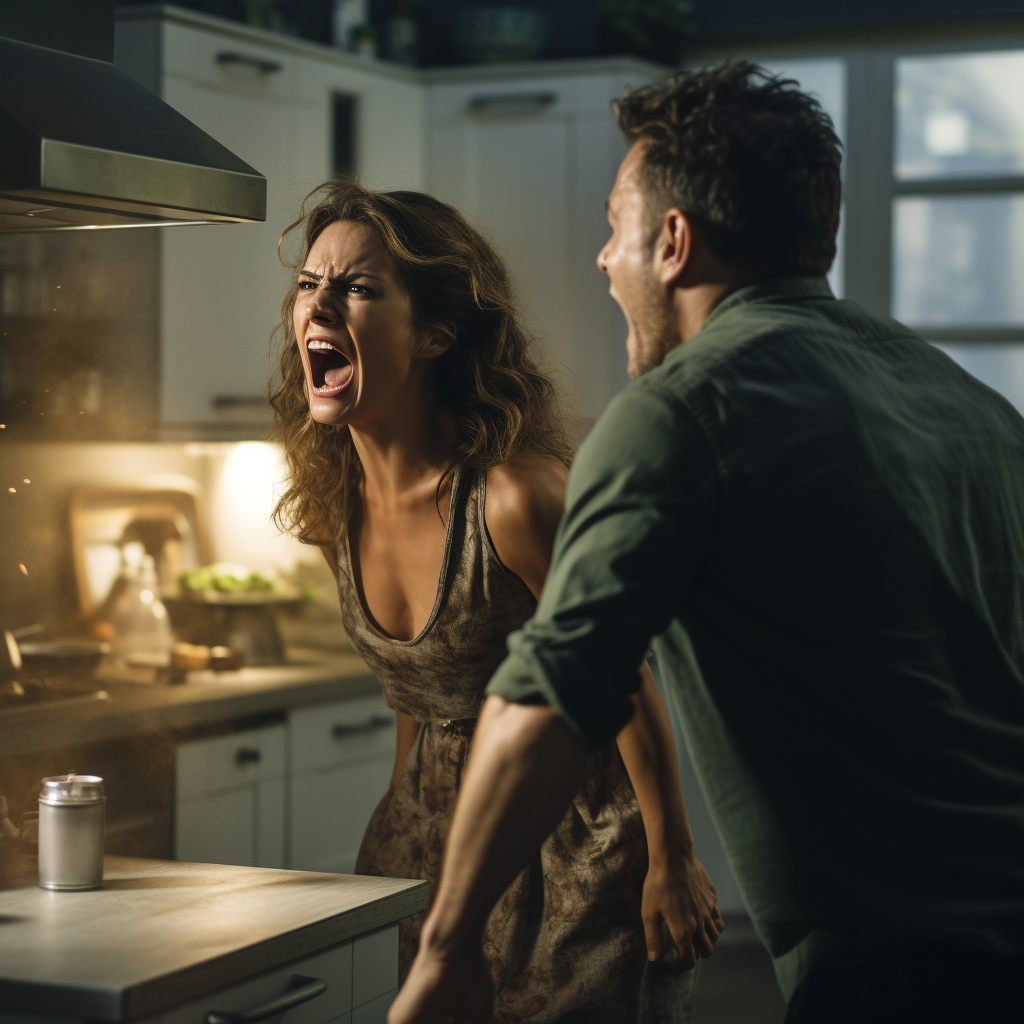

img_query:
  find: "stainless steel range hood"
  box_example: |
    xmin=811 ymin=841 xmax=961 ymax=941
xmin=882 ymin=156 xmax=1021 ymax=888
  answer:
xmin=0 ymin=35 xmax=266 ymax=233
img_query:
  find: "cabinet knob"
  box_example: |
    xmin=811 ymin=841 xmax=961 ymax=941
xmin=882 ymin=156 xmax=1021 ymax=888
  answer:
xmin=205 ymin=974 xmax=326 ymax=1024
xmin=234 ymin=746 xmax=262 ymax=766
xmin=332 ymin=714 xmax=393 ymax=739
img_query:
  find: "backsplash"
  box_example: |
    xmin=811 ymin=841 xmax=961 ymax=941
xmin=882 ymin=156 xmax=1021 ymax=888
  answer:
xmin=0 ymin=228 xmax=160 ymax=441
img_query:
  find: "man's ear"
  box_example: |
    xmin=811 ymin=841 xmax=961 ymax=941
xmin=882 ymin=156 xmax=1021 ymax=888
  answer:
xmin=655 ymin=208 xmax=693 ymax=288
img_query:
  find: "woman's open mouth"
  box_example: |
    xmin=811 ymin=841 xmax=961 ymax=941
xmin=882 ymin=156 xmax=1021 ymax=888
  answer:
xmin=306 ymin=338 xmax=354 ymax=396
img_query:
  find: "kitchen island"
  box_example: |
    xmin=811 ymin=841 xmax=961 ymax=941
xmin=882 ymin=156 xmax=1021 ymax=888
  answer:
xmin=0 ymin=855 xmax=428 ymax=1023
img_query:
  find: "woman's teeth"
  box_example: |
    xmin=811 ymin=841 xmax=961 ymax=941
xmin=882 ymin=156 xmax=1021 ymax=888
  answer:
xmin=306 ymin=338 xmax=353 ymax=394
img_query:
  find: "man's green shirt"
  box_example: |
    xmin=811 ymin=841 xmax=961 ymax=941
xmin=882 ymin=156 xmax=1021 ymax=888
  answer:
xmin=488 ymin=276 xmax=1024 ymax=997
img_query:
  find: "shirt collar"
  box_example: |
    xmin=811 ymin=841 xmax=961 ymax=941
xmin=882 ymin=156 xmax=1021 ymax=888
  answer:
xmin=700 ymin=275 xmax=834 ymax=332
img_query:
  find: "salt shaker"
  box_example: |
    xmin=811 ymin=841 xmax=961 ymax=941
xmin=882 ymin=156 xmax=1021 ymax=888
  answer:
xmin=38 ymin=773 xmax=105 ymax=891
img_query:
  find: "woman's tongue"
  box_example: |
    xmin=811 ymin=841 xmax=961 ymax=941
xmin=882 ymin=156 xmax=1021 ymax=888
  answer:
xmin=323 ymin=362 xmax=353 ymax=389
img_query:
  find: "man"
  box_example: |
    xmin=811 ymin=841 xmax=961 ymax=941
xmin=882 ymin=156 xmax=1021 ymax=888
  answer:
xmin=390 ymin=62 xmax=1024 ymax=1023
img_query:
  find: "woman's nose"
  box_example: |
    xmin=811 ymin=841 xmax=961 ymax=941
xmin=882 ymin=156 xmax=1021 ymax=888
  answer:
xmin=307 ymin=288 xmax=336 ymax=325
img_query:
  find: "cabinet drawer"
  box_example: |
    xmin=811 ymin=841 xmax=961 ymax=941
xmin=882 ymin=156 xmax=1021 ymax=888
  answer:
xmin=290 ymin=697 xmax=396 ymax=774
xmin=159 ymin=943 xmax=352 ymax=1024
xmin=290 ymin=757 xmax=393 ymax=874
xmin=162 ymin=22 xmax=297 ymax=100
xmin=177 ymin=724 xmax=285 ymax=800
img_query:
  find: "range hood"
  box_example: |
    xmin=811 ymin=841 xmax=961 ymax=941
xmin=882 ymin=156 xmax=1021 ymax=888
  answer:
xmin=0 ymin=35 xmax=266 ymax=232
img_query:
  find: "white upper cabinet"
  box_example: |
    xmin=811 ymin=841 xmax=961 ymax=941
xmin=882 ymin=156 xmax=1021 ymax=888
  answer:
xmin=115 ymin=7 xmax=658 ymax=436
xmin=114 ymin=9 xmax=424 ymax=437
xmin=424 ymin=66 xmax=660 ymax=421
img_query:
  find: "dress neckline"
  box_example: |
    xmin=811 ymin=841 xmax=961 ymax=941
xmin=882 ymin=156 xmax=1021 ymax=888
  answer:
xmin=342 ymin=465 xmax=465 ymax=647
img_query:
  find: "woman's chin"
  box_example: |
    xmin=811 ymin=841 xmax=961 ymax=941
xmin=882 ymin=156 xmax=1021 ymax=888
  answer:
xmin=308 ymin=391 xmax=353 ymax=425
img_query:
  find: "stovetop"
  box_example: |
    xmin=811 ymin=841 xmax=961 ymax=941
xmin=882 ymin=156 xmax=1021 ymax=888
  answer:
xmin=0 ymin=678 xmax=109 ymax=716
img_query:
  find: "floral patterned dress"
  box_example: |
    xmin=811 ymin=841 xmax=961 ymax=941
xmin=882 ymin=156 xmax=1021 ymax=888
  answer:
xmin=334 ymin=466 xmax=697 ymax=1023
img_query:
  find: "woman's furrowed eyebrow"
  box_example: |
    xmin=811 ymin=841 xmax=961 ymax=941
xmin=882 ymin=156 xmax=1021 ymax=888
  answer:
xmin=297 ymin=268 xmax=383 ymax=284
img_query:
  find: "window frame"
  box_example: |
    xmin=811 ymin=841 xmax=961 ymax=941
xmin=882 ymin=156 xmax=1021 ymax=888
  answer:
xmin=690 ymin=22 xmax=1024 ymax=347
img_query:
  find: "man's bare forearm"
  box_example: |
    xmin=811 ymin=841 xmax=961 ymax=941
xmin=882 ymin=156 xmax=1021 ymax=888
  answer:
xmin=419 ymin=694 xmax=589 ymax=955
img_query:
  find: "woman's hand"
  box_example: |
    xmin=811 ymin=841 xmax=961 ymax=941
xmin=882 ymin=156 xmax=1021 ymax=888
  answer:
xmin=642 ymin=849 xmax=725 ymax=968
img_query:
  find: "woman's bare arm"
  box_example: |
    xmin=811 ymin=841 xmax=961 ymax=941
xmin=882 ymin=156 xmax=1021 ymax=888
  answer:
xmin=488 ymin=458 xmax=723 ymax=965
xmin=616 ymin=662 xmax=725 ymax=964
xmin=392 ymin=710 xmax=420 ymax=788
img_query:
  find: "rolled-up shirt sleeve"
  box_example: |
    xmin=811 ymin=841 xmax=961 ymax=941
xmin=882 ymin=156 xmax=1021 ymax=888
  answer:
xmin=486 ymin=381 xmax=718 ymax=749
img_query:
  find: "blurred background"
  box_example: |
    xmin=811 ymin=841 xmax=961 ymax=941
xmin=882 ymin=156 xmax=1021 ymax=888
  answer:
xmin=3 ymin=2 xmax=1024 ymax=1019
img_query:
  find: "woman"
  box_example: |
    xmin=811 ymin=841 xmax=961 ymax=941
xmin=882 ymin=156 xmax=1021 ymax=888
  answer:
xmin=272 ymin=180 xmax=723 ymax=1023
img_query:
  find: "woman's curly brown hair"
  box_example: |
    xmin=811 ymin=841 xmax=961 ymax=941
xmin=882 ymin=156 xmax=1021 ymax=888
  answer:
xmin=271 ymin=179 xmax=571 ymax=546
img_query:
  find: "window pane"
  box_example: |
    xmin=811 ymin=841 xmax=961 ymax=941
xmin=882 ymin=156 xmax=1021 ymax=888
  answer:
xmin=895 ymin=50 xmax=1024 ymax=179
xmin=893 ymin=194 xmax=1024 ymax=327
xmin=933 ymin=343 xmax=1024 ymax=417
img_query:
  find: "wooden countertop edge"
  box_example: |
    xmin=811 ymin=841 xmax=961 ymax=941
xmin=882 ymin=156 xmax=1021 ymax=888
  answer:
xmin=0 ymin=663 xmax=381 ymax=758
xmin=127 ymin=880 xmax=430 ymax=1022
xmin=0 ymin=880 xmax=430 ymax=1022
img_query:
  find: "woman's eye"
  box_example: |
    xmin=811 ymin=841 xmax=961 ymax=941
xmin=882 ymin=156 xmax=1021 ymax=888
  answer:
xmin=297 ymin=279 xmax=316 ymax=290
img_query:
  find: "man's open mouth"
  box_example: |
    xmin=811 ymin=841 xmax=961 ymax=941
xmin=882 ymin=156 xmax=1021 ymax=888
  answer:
xmin=306 ymin=339 xmax=354 ymax=394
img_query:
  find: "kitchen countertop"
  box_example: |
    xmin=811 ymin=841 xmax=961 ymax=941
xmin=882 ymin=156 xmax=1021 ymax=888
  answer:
xmin=0 ymin=855 xmax=429 ymax=1021
xmin=0 ymin=653 xmax=380 ymax=758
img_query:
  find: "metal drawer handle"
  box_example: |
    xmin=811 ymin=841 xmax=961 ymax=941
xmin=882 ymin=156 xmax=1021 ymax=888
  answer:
xmin=235 ymin=746 xmax=262 ymax=766
xmin=215 ymin=51 xmax=283 ymax=74
xmin=332 ymin=714 xmax=393 ymax=739
xmin=205 ymin=974 xmax=326 ymax=1024
xmin=468 ymin=91 xmax=556 ymax=115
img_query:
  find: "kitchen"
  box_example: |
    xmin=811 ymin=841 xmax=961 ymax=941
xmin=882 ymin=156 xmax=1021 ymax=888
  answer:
xmin=0 ymin=2 xmax=666 ymax=1020
xmin=3 ymin=1 xmax=1024 ymax=1022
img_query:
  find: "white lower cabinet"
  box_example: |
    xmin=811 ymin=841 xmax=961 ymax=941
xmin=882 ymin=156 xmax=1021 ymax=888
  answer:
xmin=148 ymin=924 xmax=397 ymax=1024
xmin=289 ymin=696 xmax=397 ymax=875
xmin=174 ymin=696 xmax=396 ymax=874
xmin=175 ymin=724 xmax=287 ymax=868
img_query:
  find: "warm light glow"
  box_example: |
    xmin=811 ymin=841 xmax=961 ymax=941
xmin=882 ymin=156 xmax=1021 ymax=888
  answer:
xmin=18 ymin=564 xmax=27 ymax=576
xmin=207 ymin=442 xmax=308 ymax=572
xmin=22 ymin=479 xmax=29 ymax=484
xmin=8 ymin=488 xmax=15 ymax=494
xmin=140 ymin=589 xmax=154 ymax=604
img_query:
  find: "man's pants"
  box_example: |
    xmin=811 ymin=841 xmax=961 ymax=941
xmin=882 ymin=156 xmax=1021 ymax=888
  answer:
xmin=783 ymin=943 xmax=1022 ymax=1023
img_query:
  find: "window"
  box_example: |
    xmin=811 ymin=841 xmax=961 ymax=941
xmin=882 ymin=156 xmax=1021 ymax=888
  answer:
xmin=892 ymin=49 xmax=1024 ymax=406
xmin=695 ymin=34 xmax=1024 ymax=415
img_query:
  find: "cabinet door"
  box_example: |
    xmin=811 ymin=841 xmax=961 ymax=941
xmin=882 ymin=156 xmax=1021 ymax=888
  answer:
xmin=290 ymin=757 xmax=394 ymax=874
xmin=176 ymin=787 xmax=254 ymax=866
xmin=426 ymin=72 xmax=656 ymax=421
xmin=158 ymin=73 xmax=295 ymax=428
xmin=176 ymin=725 xmax=286 ymax=867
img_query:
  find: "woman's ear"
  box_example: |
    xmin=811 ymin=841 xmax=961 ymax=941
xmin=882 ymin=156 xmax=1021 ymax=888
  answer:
xmin=415 ymin=330 xmax=453 ymax=360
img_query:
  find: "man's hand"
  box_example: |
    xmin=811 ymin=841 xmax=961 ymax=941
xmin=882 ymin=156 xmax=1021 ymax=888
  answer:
xmin=641 ymin=851 xmax=725 ymax=967
xmin=388 ymin=941 xmax=495 ymax=1024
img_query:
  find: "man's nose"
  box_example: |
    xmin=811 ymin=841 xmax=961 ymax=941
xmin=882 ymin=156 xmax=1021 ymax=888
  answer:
xmin=596 ymin=243 xmax=609 ymax=275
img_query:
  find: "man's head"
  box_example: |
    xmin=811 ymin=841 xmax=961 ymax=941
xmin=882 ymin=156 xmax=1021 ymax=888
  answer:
xmin=598 ymin=61 xmax=843 ymax=378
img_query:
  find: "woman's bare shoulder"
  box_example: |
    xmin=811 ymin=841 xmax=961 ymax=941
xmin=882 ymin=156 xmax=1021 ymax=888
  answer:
xmin=485 ymin=454 xmax=569 ymax=597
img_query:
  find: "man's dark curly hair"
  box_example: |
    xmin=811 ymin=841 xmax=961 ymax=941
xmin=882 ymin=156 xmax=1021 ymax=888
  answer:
xmin=613 ymin=60 xmax=843 ymax=277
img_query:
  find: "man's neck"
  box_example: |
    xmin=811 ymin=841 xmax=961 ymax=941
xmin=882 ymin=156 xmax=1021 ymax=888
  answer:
xmin=677 ymin=278 xmax=747 ymax=343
